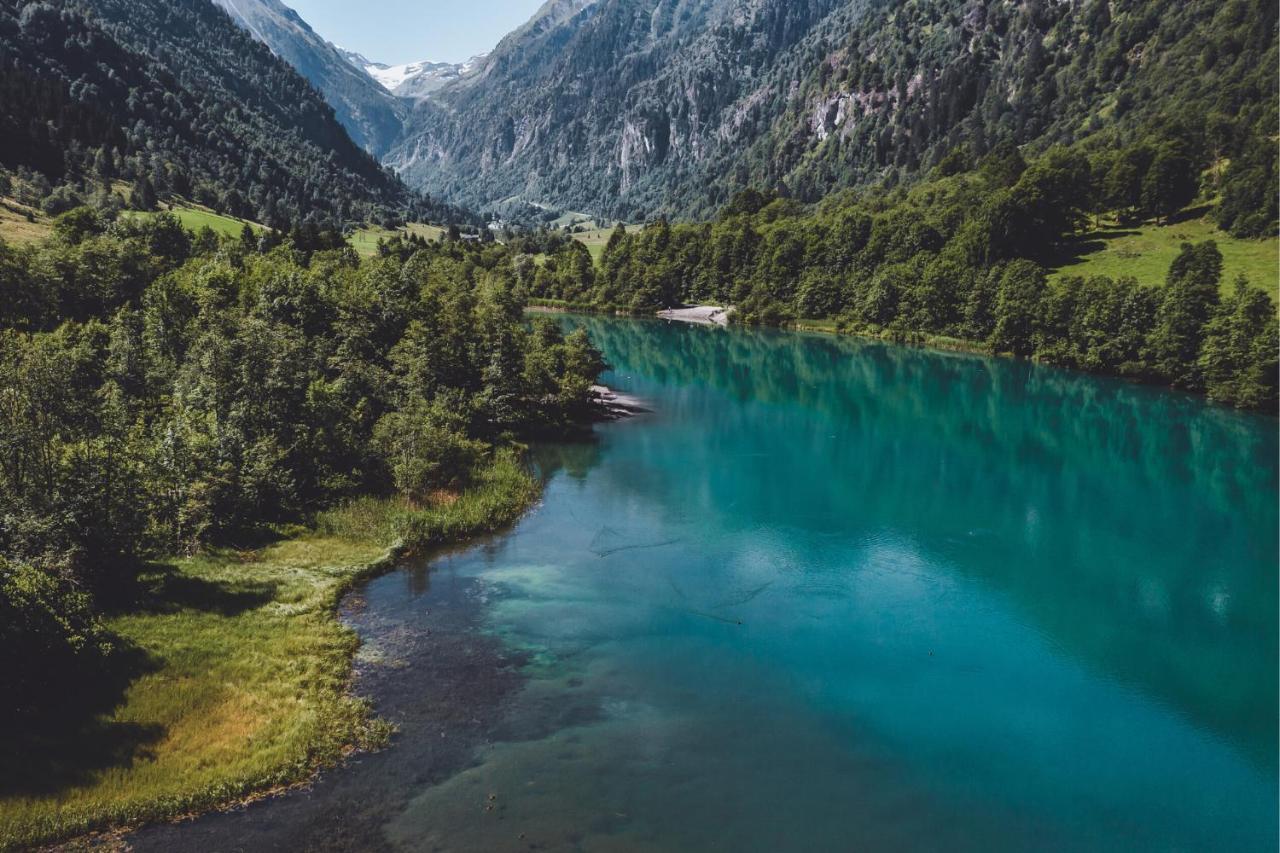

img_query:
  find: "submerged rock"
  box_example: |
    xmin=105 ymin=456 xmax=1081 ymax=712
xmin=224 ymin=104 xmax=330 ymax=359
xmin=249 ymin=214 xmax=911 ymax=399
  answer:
xmin=591 ymin=385 xmax=650 ymax=419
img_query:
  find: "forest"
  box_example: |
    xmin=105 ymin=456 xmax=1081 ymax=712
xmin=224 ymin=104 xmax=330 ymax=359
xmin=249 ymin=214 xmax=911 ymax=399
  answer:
xmin=725 ymin=0 xmax=1278 ymax=216
xmin=0 ymin=210 xmax=605 ymax=729
xmin=0 ymin=0 xmax=470 ymax=229
xmin=522 ymin=112 xmax=1279 ymax=411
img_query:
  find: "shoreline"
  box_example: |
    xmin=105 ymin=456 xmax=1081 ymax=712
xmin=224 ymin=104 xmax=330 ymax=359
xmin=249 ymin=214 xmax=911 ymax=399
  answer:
xmin=657 ymin=305 xmax=735 ymax=326
xmin=124 ymin=528 xmax=538 ymax=852
xmin=525 ymin=305 xmax=1274 ymax=416
xmin=3 ymin=457 xmax=544 ymax=852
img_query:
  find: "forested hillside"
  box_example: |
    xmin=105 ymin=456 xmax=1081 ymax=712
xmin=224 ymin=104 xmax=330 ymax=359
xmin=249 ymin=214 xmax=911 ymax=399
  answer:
xmin=211 ymin=0 xmax=408 ymax=156
xmin=0 ymin=0 xmax=428 ymax=228
xmin=391 ymin=0 xmax=1277 ymax=221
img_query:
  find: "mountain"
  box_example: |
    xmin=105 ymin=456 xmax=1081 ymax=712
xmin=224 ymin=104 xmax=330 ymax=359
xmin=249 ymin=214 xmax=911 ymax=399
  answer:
xmin=340 ymin=51 xmax=487 ymax=101
xmin=388 ymin=0 xmax=1278 ymax=221
xmin=0 ymin=0 xmax=416 ymax=226
xmin=384 ymin=0 xmax=869 ymax=220
xmin=210 ymin=0 xmax=406 ymax=155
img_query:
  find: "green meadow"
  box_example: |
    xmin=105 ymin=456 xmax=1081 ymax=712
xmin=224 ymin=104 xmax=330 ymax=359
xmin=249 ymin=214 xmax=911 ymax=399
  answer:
xmin=125 ymin=204 xmax=265 ymax=238
xmin=572 ymin=224 xmax=641 ymax=264
xmin=1050 ymin=214 xmax=1278 ymax=297
xmin=348 ymin=223 xmax=446 ymax=256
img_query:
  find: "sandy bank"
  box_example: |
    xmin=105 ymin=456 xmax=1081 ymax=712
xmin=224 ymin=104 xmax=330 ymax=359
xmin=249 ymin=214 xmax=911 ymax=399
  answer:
xmin=657 ymin=306 xmax=734 ymax=326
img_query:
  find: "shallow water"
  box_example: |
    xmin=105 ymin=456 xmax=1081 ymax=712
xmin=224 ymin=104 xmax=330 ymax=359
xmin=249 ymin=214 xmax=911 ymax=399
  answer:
xmin=139 ymin=317 xmax=1279 ymax=852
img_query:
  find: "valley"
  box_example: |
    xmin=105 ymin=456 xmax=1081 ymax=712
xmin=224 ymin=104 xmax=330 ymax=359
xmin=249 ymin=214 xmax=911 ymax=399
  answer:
xmin=0 ymin=0 xmax=1275 ymax=850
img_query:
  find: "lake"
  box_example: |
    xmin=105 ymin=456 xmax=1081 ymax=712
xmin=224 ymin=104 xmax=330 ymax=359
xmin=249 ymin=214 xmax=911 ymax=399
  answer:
xmin=134 ymin=315 xmax=1279 ymax=852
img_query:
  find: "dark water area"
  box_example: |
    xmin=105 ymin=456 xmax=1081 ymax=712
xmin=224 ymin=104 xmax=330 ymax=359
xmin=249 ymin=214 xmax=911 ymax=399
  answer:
xmin=131 ymin=317 xmax=1279 ymax=852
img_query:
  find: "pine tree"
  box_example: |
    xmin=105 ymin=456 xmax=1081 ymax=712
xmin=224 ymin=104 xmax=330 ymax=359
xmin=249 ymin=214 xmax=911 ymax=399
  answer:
xmin=130 ymin=176 xmax=158 ymax=211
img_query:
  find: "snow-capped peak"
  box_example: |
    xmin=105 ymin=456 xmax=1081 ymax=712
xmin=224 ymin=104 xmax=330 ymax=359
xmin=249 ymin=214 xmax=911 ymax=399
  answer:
xmin=366 ymin=60 xmax=437 ymax=91
xmin=337 ymin=49 xmax=488 ymax=99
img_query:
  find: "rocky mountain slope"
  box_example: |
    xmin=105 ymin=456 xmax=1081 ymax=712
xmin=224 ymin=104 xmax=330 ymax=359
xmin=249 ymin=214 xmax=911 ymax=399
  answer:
xmin=210 ymin=0 xmax=406 ymax=155
xmin=387 ymin=0 xmax=847 ymax=219
xmin=385 ymin=0 xmax=1276 ymax=221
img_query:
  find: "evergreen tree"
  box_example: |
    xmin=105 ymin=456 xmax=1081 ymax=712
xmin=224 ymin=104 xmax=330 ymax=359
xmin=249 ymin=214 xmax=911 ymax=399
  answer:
xmin=130 ymin=176 xmax=158 ymax=212
xmin=1141 ymin=145 xmax=1198 ymax=225
xmin=1149 ymin=241 xmax=1223 ymax=387
xmin=1198 ymin=276 xmax=1279 ymax=410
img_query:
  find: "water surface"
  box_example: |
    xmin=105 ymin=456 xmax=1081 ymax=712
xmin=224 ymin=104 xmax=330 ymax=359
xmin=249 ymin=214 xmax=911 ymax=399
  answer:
xmin=140 ymin=317 xmax=1279 ymax=852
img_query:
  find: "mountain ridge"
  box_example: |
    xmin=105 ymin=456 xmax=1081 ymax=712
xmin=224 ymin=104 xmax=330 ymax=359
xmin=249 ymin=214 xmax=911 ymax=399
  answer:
xmin=0 ymin=0 xmax=420 ymax=226
xmin=382 ymin=0 xmax=1277 ymax=221
xmin=339 ymin=51 xmax=488 ymax=100
xmin=210 ymin=0 xmax=407 ymax=155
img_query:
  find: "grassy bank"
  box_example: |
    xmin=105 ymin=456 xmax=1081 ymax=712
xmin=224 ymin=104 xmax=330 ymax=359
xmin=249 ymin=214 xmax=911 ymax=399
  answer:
xmin=527 ymin=297 xmax=622 ymax=314
xmin=0 ymin=452 xmax=538 ymax=851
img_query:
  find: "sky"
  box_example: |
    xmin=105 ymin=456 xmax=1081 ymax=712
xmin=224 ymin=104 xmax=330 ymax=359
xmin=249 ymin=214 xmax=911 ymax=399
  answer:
xmin=286 ymin=0 xmax=545 ymax=64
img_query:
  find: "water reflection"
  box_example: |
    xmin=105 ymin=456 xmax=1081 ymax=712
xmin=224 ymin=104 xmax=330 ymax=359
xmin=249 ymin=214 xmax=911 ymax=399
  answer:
xmin=565 ymin=316 xmax=1278 ymax=766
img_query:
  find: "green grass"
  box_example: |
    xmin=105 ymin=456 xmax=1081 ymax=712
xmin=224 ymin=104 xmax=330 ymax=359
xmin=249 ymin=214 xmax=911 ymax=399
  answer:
xmin=548 ymin=210 xmax=599 ymax=229
xmin=0 ymin=452 xmax=537 ymax=851
xmin=572 ymin=224 xmax=640 ymax=264
xmin=526 ymin=297 xmax=613 ymax=314
xmin=1049 ymin=214 xmax=1278 ymax=298
xmin=0 ymin=199 xmax=52 ymax=245
xmin=348 ymin=223 xmax=446 ymax=257
xmin=126 ymin=204 xmax=265 ymax=238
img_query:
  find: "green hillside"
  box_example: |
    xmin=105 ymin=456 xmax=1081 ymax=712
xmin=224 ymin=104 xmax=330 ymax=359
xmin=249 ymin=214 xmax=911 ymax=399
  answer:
xmin=349 ymin=223 xmax=447 ymax=256
xmin=1051 ymin=216 xmax=1279 ymax=297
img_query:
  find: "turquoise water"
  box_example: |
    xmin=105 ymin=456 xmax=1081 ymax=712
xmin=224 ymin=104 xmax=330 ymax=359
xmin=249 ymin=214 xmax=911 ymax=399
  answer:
xmin=379 ymin=317 xmax=1279 ymax=851
xmin=140 ymin=316 xmax=1279 ymax=851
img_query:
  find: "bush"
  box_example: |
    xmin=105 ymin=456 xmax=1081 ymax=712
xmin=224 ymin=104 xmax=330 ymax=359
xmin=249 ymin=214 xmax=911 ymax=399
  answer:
xmin=0 ymin=557 xmax=113 ymax=721
xmin=373 ymin=399 xmax=487 ymax=504
xmin=41 ymin=185 xmax=84 ymax=216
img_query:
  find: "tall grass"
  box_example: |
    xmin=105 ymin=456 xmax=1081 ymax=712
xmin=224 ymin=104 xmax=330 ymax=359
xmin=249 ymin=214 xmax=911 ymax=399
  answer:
xmin=316 ymin=449 xmax=539 ymax=549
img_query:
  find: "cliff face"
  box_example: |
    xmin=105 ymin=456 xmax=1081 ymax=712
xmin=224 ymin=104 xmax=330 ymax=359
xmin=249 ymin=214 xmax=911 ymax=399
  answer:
xmin=388 ymin=0 xmax=850 ymax=220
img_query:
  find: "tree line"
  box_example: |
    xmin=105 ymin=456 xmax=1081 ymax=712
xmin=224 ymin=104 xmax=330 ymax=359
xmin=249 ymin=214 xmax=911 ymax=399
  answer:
xmin=524 ymin=125 xmax=1277 ymax=412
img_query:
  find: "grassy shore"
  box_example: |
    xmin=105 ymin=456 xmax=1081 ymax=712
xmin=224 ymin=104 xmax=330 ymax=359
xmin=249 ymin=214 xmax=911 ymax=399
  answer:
xmin=0 ymin=452 xmax=538 ymax=851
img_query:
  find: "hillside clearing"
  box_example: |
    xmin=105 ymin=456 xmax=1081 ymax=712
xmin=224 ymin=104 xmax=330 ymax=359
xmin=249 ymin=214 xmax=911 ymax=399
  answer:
xmin=1050 ymin=215 xmax=1278 ymax=298
xmin=572 ymin=224 xmax=641 ymax=264
xmin=349 ymin=223 xmax=446 ymax=256
xmin=125 ymin=204 xmax=265 ymax=238
xmin=0 ymin=200 xmax=52 ymax=245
